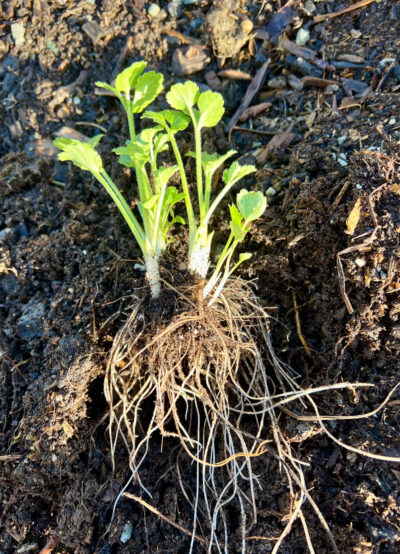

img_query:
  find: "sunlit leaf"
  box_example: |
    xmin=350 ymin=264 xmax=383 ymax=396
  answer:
xmin=189 ymin=150 xmax=237 ymax=178
xmin=197 ymin=90 xmax=224 ymax=128
xmin=140 ymin=127 xmax=161 ymax=144
xmin=132 ymin=71 xmax=164 ymax=114
xmin=113 ymin=140 xmax=148 ymax=167
xmin=223 ymin=161 xmax=256 ymax=186
xmin=230 ymin=218 xmax=246 ymax=241
xmin=95 ymin=81 xmax=118 ymax=96
xmin=237 ymin=189 xmax=267 ymax=222
xmin=239 ymin=252 xmax=252 ymax=263
xmin=163 ymin=110 xmax=190 ymax=133
xmin=115 ymin=61 xmax=147 ymax=95
xmin=229 ymin=204 xmax=243 ymax=226
xmin=54 ymin=137 xmax=103 ymax=174
xmin=141 ymin=194 xmax=159 ymax=210
xmin=154 ymin=133 xmax=169 ymax=155
xmin=88 ymin=134 xmax=103 ymax=148
xmin=166 ymin=81 xmax=199 ymax=113
xmin=164 ymin=185 xmax=185 ymax=208
xmin=154 ymin=166 xmax=179 ymax=190
xmin=142 ymin=110 xmax=166 ymax=126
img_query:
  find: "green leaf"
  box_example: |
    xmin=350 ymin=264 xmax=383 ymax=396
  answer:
xmin=115 ymin=61 xmax=147 ymax=95
xmin=239 ymin=252 xmax=252 ymax=263
xmin=132 ymin=71 xmax=164 ymax=114
xmin=54 ymin=137 xmax=103 ymax=174
xmin=163 ymin=110 xmax=191 ymax=133
xmin=154 ymin=133 xmax=169 ymax=155
xmin=197 ymin=90 xmax=224 ymax=128
xmin=223 ymin=162 xmax=256 ymax=186
xmin=154 ymin=166 xmax=179 ymax=190
xmin=229 ymin=204 xmax=243 ymax=226
xmin=166 ymin=81 xmax=199 ymax=114
xmin=164 ymin=186 xmax=185 ymax=208
xmin=190 ymin=150 xmax=236 ymax=178
xmin=88 ymin=134 xmax=103 ymax=148
xmin=142 ymin=110 xmax=166 ymax=126
xmin=230 ymin=219 xmax=246 ymax=241
xmin=113 ymin=140 xmax=149 ymax=167
xmin=140 ymin=127 xmax=162 ymax=144
xmin=141 ymin=194 xmax=159 ymax=210
xmin=237 ymin=189 xmax=267 ymax=222
xmin=95 ymin=81 xmax=119 ymax=96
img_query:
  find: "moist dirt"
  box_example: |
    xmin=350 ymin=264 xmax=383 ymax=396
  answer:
xmin=1 ymin=1 xmax=400 ymax=552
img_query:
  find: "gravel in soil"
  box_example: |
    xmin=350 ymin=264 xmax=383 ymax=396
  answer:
xmin=1 ymin=1 xmax=400 ymax=552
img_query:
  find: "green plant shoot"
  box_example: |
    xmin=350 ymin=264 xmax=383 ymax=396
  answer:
xmin=54 ymin=63 xmax=266 ymax=302
xmin=144 ymin=81 xmax=267 ymax=301
xmin=54 ymin=62 xmax=182 ymax=298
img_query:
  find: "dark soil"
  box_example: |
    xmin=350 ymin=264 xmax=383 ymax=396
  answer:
xmin=1 ymin=0 xmax=400 ymax=552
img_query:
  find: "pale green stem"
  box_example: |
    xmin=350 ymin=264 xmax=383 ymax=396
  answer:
xmin=167 ymin=131 xmax=196 ymax=247
xmin=201 ymin=179 xmax=236 ymax=228
xmin=96 ymin=170 xmax=145 ymax=252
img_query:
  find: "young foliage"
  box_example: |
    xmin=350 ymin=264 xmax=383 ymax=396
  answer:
xmin=54 ymin=64 xmax=266 ymax=301
xmin=54 ymin=63 xmax=182 ymax=298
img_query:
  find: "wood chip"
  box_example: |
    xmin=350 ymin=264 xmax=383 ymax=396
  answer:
xmin=302 ymin=76 xmax=340 ymax=88
xmin=346 ymin=198 xmax=362 ymax=235
xmin=266 ymin=0 xmax=298 ymax=44
xmin=226 ymin=60 xmax=270 ymax=134
xmin=218 ymin=69 xmax=252 ymax=81
xmin=337 ymin=54 xmax=366 ymax=64
xmin=238 ymin=102 xmax=272 ymax=122
xmin=204 ymin=70 xmax=223 ymax=90
xmin=314 ymin=0 xmax=376 ymax=23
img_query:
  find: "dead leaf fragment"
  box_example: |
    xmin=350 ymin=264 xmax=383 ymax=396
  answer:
xmin=239 ymin=102 xmax=272 ymax=122
xmin=346 ymin=198 xmax=362 ymax=235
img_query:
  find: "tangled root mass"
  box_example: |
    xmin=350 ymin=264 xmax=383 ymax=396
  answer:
xmin=104 ymin=278 xmax=332 ymax=552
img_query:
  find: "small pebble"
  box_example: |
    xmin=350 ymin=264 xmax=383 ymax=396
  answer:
xmin=73 ymin=96 xmax=81 ymax=105
xmin=337 ymin=153 xmax=348 ymax=167
xmin=288 ymin=74 xmax=303 ymax=91
xmin=167 ymin=1 xmax=181 ymax=17
xmin=265 ymin=187 xmax=277 ymax=197
xmin=304 ymin=0 xmax=316 ymax=13
xmin=148 ymin=3 xmax=161 ymax=17
xmin=120 ymin=523 xmax=133 ymax=544
xmin=267 ymin=76 xmax=287 ymax=89
xmin=295 ymin=28 xmax=310 ymax=46
xmin=350 ymin=29 xmax=362 ymax=39
xmin=389 ymin=117 xmax=396 ymax=125
xmin=337 ymin=135 xmax=347 ymax=146
xmin=11 ymin=22 xmax=25 ymax=46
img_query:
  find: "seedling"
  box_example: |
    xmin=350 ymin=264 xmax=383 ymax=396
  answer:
xmin=54 ymin=62 xmax=267 ymax=302
xmin=54 ymin=62 xmax=337 ymax=553
xmin=54 ymin=62 xmax=182 ymax=298
xmin=144 ymin=81 xmax=267 ymax=302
